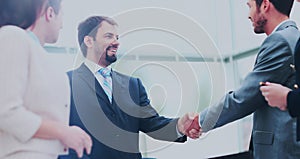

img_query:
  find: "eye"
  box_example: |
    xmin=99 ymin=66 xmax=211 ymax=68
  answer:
xmin=105 ymin=35 xmax=113 ymax=39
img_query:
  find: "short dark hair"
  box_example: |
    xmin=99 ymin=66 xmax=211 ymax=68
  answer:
xmin=255 ymin=0 xmax=294 ymax=17
xmin=46 ymin=0 xmax=62 ymax=14
xmin=0 ymin=0 xmax=46 ymax=29
xmin=77 ymin=16 xmax=118 ymax=57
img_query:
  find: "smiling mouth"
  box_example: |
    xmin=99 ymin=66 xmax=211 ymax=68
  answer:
xmin=106 ymin=46 xmax=118 ymax=55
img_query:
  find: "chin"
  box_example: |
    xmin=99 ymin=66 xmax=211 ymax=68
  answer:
xmin=106 ymin=55 xmax=117 ymax=63
xmin=254 ymin=28 xmax=265 ymax=34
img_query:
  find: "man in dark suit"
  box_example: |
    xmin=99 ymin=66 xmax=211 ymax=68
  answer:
xmin=197 ymin=0 xmax=300 ymax=158
xmin=260 ymin=40 xmax=300 ymax=141
xmin=259 ymin=0 xmax=300 ymax=142
xmin=58 ymin=16 xmax=201 ymax=159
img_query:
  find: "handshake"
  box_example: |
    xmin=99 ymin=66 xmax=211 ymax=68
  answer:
xmin=177 ymin=113 xmax=202 ymax=139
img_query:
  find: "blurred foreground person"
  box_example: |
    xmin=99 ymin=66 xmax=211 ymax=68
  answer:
xmin=0 ymin=0 xmax=92 ymax=158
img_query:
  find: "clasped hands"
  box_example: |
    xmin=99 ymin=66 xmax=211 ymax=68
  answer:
xmin=177 ymin=113 xmax=202 ymax=139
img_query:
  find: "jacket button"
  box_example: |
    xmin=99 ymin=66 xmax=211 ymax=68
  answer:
xmin=290 ymin=64 xmax=296 ymax=71
xmin=65 ymin=104 xmax=68 ymax=107
xmin=294 ymin=84 xmax=298 ymax=89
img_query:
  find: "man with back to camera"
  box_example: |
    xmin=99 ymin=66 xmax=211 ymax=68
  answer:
xmin=259 ymin=0 xmax=300 ymax=144
xmin=196 ymin=0 xmax=300 ymax=158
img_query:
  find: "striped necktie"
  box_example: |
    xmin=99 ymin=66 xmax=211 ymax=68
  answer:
xmin=98 ymin=68 xmax=112 ymax=103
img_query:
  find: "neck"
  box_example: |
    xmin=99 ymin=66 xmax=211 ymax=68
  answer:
xmin=86 ymin=52 xmax=109 ymax=67
xmin=28 ymin=17 xmax=47 ymax=46
xmin=265 ymin=15 xmax=289 ymax=35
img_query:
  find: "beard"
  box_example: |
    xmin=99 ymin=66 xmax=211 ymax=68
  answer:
xmin=106 ymin=52 xmax=117 ymax=63
xmin=254 ymin=14 xmax=267 ymax=34
xmin=105 ymin=47 xmax=117 ymax=64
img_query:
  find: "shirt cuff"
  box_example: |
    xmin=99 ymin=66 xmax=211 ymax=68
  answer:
xmin=176 ymin=124 xmax=185 ymax=137
xmin=198 ymin=113 xmax=202 ymax=127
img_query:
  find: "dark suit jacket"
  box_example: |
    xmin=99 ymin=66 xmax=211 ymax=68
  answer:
xmin=200 ymin=21 xmax=300 ymax=159
xmin=58 ymin=64 xmax=186 ymax=159
xmin=287 ymin=39 xmax=300 ymax=141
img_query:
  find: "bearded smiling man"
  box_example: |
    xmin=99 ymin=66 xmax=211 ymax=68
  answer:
xmin=58 ymin=16 xmax=201 ymax=159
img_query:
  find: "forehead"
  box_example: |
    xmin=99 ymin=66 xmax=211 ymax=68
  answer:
xmin=97 ymin=21 xmax=118 ymax=34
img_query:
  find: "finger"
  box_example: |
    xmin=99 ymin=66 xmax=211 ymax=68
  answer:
xmin=265 ymin=82 xmax=271 ymax=85
xmin=192 ymin=134 xmax=200 ymax=139
xmin=189 ymin=132 xmax=200 ymax=139
xmin=188 ymin=131 xmax=200 ymax=138
xmin=188 ymin=129 xmax=200 ymax=138
xmin=189 ymin=133 xmax=200 ymax=139
xmin=85 ymin=135 xmax=92 ymax=154
xmin=261 ymin=90 xmax=268 ymax=97
xmin=76 ymin=147 xmax=83 ymax=158
xmin=279 ymin=106 xmax=287 ymax=111
xmin=189 ymin=129 xmax=199 ymax=134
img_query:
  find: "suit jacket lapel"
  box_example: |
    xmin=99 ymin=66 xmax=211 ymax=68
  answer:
xmin=111 ymin=70 xmax=133 ymax=109
xmin=111 ymin=70 xmax=126 ymax=96
xmin=76 ymin=64 xmax=111 ymax=106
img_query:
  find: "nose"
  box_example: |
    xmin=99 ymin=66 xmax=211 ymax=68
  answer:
xmin=112 ymin=37 xmax=120 ymax=47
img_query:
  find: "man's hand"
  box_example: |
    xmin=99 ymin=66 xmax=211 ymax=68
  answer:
xmin=260 ymin=82 xmax=291 ymax=111
xmin=60 ymin=126 xmax=92 ymax=158
xmin=177 ymin=113 xmax=202 ymax=139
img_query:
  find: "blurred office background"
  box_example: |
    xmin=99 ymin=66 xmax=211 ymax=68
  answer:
xmin=45 ymin=0 xmax=300 ymax=158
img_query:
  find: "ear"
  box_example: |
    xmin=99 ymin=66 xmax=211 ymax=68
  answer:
xmin=84 ymin=36 xmax=94 ymax=48
xmin=45 ymin=6 xmax=55 ymax=22
xmin=261 ymin=0 xmax=271 ymax=12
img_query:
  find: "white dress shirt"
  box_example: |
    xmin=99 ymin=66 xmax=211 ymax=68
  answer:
xmin=84 ymin=59 xmax=112 ymax=100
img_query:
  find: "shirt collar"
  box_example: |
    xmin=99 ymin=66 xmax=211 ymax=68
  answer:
xmin=271 ymin=19 xmax=291 ymax=35
xmin=84 ymin=59 xmax=112 ymax=75
xmin=27 ymin=31 xmax=41 ymax=45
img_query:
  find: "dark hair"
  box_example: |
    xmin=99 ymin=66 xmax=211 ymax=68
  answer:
xmin=255 ymin=0 xmax=294 ymax=16
xmin=46 ymin=0 xmax=62 ymax=14
xmin=0 ymin=0 xmax=46 ymax=29
xmin=77 ymin=16 xmax=118 ymax=57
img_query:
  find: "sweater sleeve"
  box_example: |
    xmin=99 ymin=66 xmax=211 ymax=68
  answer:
xmin=0 ymin=26 xmax=42 ymax=143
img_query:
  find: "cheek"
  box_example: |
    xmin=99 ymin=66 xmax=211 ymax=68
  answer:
xmin=103 ymin=41 xmax=112 ymax=48
xmin=98 ymin=43 xmax=108 ymax=51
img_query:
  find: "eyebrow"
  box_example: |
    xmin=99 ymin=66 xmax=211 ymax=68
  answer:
xmin=104 ymin=33 xmax=114 ymax=36
xmin=104 ymin=32 xmax=119 ymax=38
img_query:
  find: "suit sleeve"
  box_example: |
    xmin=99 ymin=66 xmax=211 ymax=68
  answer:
xmin=200 ymin=33 xmax=295 ymax=132
xmin=0 ymin=27 xmax=42 ymax=142
xmin=136 ymin=79 xmax=186 ymax=142
xmin=287 ymin=89 xmax=300 ymax=117
xmin=286 ymin=39 xmax=300 ymax=118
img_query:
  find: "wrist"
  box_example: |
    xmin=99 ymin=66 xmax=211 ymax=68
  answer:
xmin=56 ymin=124 xmax=68 ymax=142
